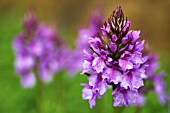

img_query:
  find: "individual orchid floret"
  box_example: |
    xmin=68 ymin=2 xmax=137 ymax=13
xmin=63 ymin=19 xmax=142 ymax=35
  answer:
xmin=81 ymin=6 xmax=148 ymax=108
xmin=13 ymin=11 xmax=64 ymax=88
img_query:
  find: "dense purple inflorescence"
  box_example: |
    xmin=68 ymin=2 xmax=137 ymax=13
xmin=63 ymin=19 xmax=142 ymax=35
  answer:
xmin=81 ymin=6 xmax=149 ymax=108
xmin=81 ymin=6 xmax=167 ymax=108
xmin=13 ymin=11 xmax=65 ymax=88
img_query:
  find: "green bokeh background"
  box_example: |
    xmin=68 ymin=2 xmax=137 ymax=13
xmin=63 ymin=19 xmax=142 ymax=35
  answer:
xmin=0 ymin=0 xmax=169 ymax=113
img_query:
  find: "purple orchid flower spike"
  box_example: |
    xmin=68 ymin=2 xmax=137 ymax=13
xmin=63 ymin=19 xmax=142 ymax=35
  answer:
xmin=13 ymin=11 xmax=65 ymax=88
xmin=81 ymin=6 xmax=149 ymax=108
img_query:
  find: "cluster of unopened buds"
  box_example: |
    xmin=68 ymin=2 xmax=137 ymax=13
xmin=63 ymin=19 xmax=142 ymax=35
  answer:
xmin=81 ymin=6 xmax=166 ymax=108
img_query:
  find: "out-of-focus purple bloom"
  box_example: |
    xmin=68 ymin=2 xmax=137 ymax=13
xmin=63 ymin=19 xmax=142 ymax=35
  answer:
xmin=13 ymin=11 xmax=65 ymax=88
xmin=81 ymin=6 xmax=149 ymax=108
xmin=142 ymin=52 xmax=166 ymax=105
xmin=153 ymin=72 xmax=166 ymax=104
xmin=167 ymin=93 xmax=170 ymax=113
xmin=23 ymin=10 xmax=38 ymax=32
xmin=145 ymin=53 xmax=159 ymax=77
xmin=77 ymin=9 xmax=104 ymax=51
xmin=65 ymin=8 xmax=104 ymax=75
xmin=21 ymin=72 xmax=36 ymax=88
xmin=168 ymin=92 xmax=170 ymax=101
xmin=15 ymin=51 xmax=34 ymax=74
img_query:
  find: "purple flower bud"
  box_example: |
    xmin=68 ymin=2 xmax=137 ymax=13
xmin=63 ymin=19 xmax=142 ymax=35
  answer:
xmin=122 ymin=20 xmax=131 ymax=33
xmin=122 ymin=36 xmax=128 ymax=44
xmin=112 ymin=35 xmax=118 ymax=42
xmin=101 ymin=23 xmax=110 ymax=35
xmin=109 ymin=43 xmax=117 ymax=52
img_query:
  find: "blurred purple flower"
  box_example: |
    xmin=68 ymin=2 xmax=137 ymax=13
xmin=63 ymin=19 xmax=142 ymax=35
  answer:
xmin=65 ymin=8 xmax=104 ymax=75
xmin=142 ymin=53 xmax=166 ymax=105
xmin=13 ymin=11 xmax=65 ymax=88
xmin=153 ymin=72 xmax=166 ymax=104
xmin=81 ymin=6 xmax=149 ymax=108
xmin=77 ymin=9 xmax=104 ymax=51
xmin=21 ymin=72 xmax=36 ymax=88
xmin=168 ymin=93 xmax=170 ymax=112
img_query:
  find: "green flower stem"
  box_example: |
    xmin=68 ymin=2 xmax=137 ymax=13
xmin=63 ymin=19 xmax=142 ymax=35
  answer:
xmin=95 ymin=98 xmax=103 ymax=113
xmin=169 ymin=102 xmax=170 ymax=113
xmin=35 ymin=72 xmax=44 ymax=113
xmin=134 ymin=106 xmax=141 ymax=113
xmin=55 ymin=72 xmax=66 ymax=113
xmin=113 ymin=106 xmax=125 ymax=113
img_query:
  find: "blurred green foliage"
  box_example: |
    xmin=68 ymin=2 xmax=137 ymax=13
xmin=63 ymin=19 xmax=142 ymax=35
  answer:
xmin=0 ymin=1 xmax=170 ymax=113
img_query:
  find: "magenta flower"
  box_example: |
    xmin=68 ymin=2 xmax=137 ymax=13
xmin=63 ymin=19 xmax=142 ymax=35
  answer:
xmin=13 ymin=11 xmax=65 ymax=88
xmin=81 ymin=6 xmax=148 ymax=108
